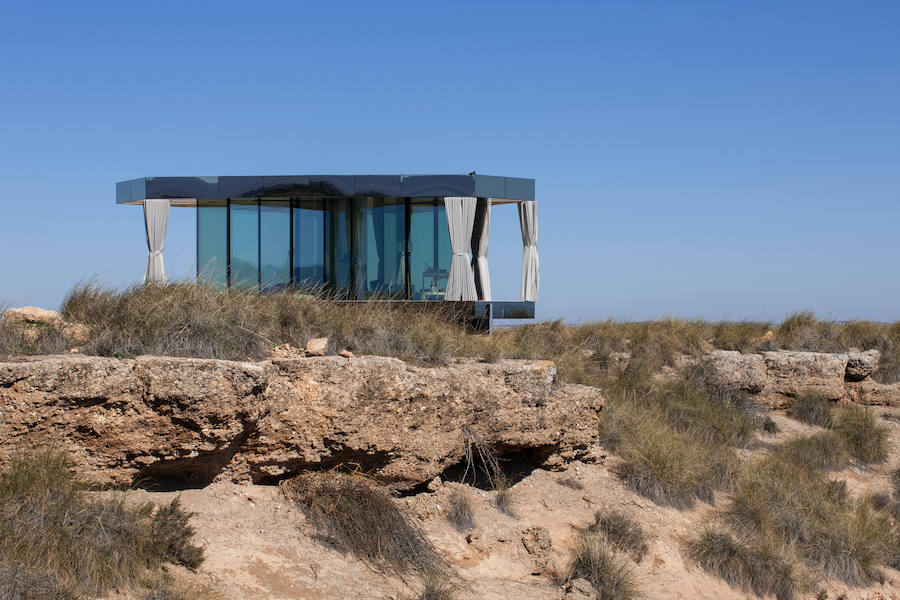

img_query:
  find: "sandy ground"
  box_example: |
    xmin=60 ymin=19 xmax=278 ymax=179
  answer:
xmin=109 ymin=406 xmax=900 ymax=600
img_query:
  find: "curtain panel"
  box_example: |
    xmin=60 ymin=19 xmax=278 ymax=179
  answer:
xmin=443 ymin=196 xmax=478 ymax=301
xmin=143 ymin=199 xmax=170 ymax=284
xmin=471 ymin=198 xmax=492 ymax=301
xmin=518 ymin=200 xmax=539 ymax=301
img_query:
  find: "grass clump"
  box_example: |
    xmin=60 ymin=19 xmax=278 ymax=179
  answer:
xmin=282 ymin=472 xmax=449 ymax=580
xmin=0 ymin=448 xmax=204 ymax=599
xmin=833 ymin=406 xmax=890 ymax=464
xmin=446 ymin=487 xmax=474 ymax=532
xmin=686 ymin=529 xmax=798 ymax=600
xmin=726 ymin=454 xmax=894 ymax=585
xmin=585 ymin=510 xmax=649 ymax=562
xmin=789 ymin=390 xmax=834 ymax=428
xmin=773 ymin=431 xmax=849 ymax=471
xmin=562 ymin=533 xmax=638 ymax=600
xmin=558 ymin=476 xmax=584 ymax=490
xmin=599 ymin=391 xmax=737 ymax=508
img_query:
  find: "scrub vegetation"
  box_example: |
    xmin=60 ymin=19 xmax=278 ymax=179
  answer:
xmin=1 ymin=281 xmax=899 ymax=384
xmin=0 ymin=448 xmax=205 ymax=600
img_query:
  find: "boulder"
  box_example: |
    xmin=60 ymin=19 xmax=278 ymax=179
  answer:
xmin=845 ymin=350 xmax=880 ymax=381
xmin=1 ymin=306 xmax=61 ymax=325
xmin=701 ymin=350 xmax=766 ymax=393
xmin=761 ymin=351 xmax=848 ymax=401
xmin=0 ymin=355 xmax=604 ymax=490
xmin=305 ymin=337 xmax=328 ymax=356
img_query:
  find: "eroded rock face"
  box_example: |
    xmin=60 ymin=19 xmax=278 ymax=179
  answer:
xmin=0 ymin=355 xmax=603 ymax=489
xmin=701 ymin=349 xmax=900 ymax=407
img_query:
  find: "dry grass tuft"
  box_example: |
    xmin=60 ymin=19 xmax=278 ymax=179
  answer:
xmin=446 ymin=487 xmax=474 ymax=532
xmin=686 ymin=529 xmax=798 ymax=600
xmin=562 ymin=533 xmax=638 ymax=600
xmin=833 ymin=406 xmax=890 ymax=464
xmin=557 ymin=476 xmax=584 ymax=490
xmin=282 ymin=472 xmax=449 ymax=579
xmin=726 ymin=453 xmax=894 ymax=585
xmin=0 ymin=448 xmax=204 ymax=599
xmin=789 ymin=391 xmax=835 ymax=428
xmin=773 ymin=431 xmax=849 ymax=471
xmin=599 ymin=390 xmax=738 ymax=509
xmin=586 ymin=510 xmax=650 ymax=562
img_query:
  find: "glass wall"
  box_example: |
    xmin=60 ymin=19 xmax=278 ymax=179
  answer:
xmin=202 ymin=196 xmax=453 ymax=299
xmin=197 ymin=200 xmax=227 ymax=286
xmin=325 ymin=199 xmax=353 ymax=298
xmin=260 ymin=201 xmax=290 ymax=290
xmin=229 ymin=200 xmax=259 ymax=288
xmin=354 ymin=197 xmax=406 ymax=299
xmin=409 ymin=199 xmax=451 ymax=300
xmin=293 ymin=199 xmax=325 ymax=289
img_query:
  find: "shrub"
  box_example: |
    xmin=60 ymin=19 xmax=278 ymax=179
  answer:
xmin=686 ymin=529 xmax=798 ymax=600
xmin=406 ymin=573 xmax=458 ymax=600
xmin=586 ymin=510 xmax=649 ymax=562
xmin=653 ymin=378 xmax=757 ymax=448
xmin=563 ymin=533 xmax=638 ymax=600
xmin=0 ymin=448 xmax=204 ymax=598
xmin=282 ymin=472 xmax=448 ymax=579
xmin=790 ymin=391 xmax=834 ymax=428
xmin=774 ymin=431 xmax=849 ymax=472
xmin=446 ymin=487 xmax=474 ymax=532
xmin=763 ymin=416 xmax=779 ymax=434
xmin=600 ymin=396 xmax=736 ymax=508
xmin=727 ymin=454 xmax=893 ymax=584
xmin=834 ymin=406 xmax=890 ymax=464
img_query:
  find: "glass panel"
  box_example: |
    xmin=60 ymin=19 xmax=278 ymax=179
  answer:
xmin=260 ymin=201 xmax=290 ymax=291
xmin=354 ymin=197 xmax=406 ymax=300
xmin=409 ymin=199 xmax=451 ymax=300
xmin=325 ymin=198 xmax=353 ymax=298
xmin=197 ymin=200 xmax=227 ymax=287
xmin=229 ymin=200 xmax=259 ymax=289
xmin=293 ymin=199 xmax=325 ymax=289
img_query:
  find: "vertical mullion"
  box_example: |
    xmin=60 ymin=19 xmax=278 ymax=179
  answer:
xmin=226 ymin=199 xmax=231 ymax=289
xmin=404 ymin=198 xmax=411 ymax=300
xmin=289 ymin=199 xmax=295 ymax=289
xmin=257 ymin=200 xmax=262 ymax=291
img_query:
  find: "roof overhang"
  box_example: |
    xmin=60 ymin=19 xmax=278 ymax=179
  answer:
xmin=116 ymin=174 xmax=535 ymax=205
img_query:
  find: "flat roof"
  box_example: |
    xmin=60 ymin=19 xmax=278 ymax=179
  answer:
xmin=116 ymin=174 xmax=535 ymax=205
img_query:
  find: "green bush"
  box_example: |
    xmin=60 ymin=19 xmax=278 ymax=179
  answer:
xmin=774 ymin=431 xmax=849 ymax=472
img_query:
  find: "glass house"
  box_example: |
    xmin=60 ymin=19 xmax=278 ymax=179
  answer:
xmin=117 ymin=174 xmax=538 ymax=320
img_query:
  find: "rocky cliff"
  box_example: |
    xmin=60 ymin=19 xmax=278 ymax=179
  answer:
xmin=0 ymin=355 xmax=603 ymax=489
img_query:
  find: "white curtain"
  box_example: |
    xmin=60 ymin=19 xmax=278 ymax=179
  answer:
xmin=143 ymin=199 xmax=170 ymax=284
xmin=471 ymin=198 xmax=491 ymax=301
xmin=444 ymin=196 xmax=477 ymax=301
xmin=518 ymin=200 xmax=539 ymax=301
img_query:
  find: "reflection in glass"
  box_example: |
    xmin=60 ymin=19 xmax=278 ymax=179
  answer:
xmin=354 ymin=197 xmax=406 ymax=300
xmin=293 ymin=199 xmax=325 ymax=289
xmin=409 ymin=199 xmax=451 ymax=300
xmin=230 ymin=200 xmax=259 ymax=289
xmin=325 ymin=199 xmax=353 ymax=298
xmin=260 ymin=201 xmax=290 ymax=290
xmin=197 ymin=200 xmax=227 ymax=286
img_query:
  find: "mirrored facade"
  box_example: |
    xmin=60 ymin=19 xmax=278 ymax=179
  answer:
xmin=199 ymin=197 xmax=453 ymax=300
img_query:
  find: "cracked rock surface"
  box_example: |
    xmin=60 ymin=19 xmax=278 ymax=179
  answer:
xmin=0 ymin=355 xmax=603 ymax=489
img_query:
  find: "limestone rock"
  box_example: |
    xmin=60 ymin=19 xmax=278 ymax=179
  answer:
xmin=305 ymin=337 xmax=328 ymax=356
xmin=2 ymin=306 xmax=61 ymax=325
xmin=702 ymin=350 xmax=766 ymax=393
xmin=565 ymin=578 xmax=595 ymax=599
xmin=761 ymin=351 xmax=847 ymax=401
xmin=845 ymin=350 xmax=880 ymax=382
xmin=338 ymin=349 xmax=354 ymax=358
xmin=0 ymin=355 xmax=604 ymax=490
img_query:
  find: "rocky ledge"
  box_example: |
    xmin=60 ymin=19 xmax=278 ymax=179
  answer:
xmin=0 ymin=355 xmax=603 ymax=489
xmin=702 ymin=348 xmax=900 ymax=407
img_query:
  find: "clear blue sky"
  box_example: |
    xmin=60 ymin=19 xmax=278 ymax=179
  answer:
xmin=1 ymin=1 xmax=898 ymax=322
